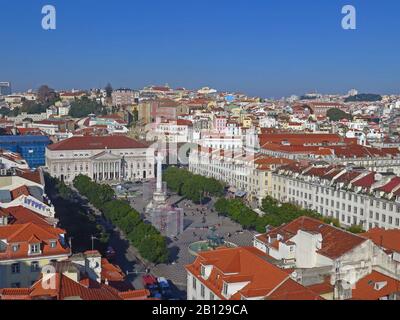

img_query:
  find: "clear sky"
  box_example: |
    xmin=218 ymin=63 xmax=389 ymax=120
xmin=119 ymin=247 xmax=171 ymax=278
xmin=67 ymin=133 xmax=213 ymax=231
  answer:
xmin=1 ymin=0 xmax=400 ymax=97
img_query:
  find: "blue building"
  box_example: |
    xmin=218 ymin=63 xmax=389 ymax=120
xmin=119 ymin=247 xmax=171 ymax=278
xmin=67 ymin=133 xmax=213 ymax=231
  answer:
xmin=0 ymin=82 xmax=11 ymax=96
xmin=0 ymin=135 xmax=51 ymax=168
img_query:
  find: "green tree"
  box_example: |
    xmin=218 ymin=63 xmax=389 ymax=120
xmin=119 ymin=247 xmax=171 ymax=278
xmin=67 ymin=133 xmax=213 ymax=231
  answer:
xmin=327 ymin=108 xmax=352 ymax=122
xmin=348 ymin=225 xmax=365 ymax=234
xmin=69 ymin=97 xmax=106 ymax=118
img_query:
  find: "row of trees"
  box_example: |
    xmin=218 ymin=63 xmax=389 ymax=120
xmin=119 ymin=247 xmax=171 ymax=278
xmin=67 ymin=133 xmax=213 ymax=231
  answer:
xmin=45 ymin=176 xmax=110 ymax=253
xmin=214 ymin=196 xmax=360 ymax=234
xmin=73 ymin=175 xmax=169 ymax=264
xmin=163 ymin=167 xmax=225 ymax=204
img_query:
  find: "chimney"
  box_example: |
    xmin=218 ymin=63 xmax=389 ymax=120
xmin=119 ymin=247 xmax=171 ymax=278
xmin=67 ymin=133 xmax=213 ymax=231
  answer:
xmin=85 ymin=251 xmax=102 ymax=283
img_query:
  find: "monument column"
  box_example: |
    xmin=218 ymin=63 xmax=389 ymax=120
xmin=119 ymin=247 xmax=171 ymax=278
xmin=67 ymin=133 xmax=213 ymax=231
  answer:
xmin=156 ymin=152 xmax=164 ymax=193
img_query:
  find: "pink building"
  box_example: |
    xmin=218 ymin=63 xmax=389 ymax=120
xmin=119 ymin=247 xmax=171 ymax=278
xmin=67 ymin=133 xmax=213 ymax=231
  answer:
xmin=213 ymin=116 xmax=227 ymax=133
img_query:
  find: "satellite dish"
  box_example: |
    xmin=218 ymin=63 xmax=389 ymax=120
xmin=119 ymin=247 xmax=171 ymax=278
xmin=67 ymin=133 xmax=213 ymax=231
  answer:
xmin=291 ymin=271 xmax=298 ymax=279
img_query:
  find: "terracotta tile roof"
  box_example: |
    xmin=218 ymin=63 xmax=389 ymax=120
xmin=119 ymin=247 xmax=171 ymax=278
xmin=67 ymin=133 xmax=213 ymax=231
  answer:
xmin=335 ymin=171 xmax=362 ymax=184
xmin=306 ymin=278 xmax=334 ymax=296
xmin=259 ymin=133 xmax=344 ymax=147
xmin=10 ymin=186 xmax=30 ymax=200
xmin=377 ymin=177 xmax=400 ymax=194
xmin=118 ymin=289 xmax=151 ymax=300
xmin=351 ymin=271 xmax=400 ymax=300
xmin=331 ymin=145 xmax=400 ymax=159
xmin=361 ymin=228 xmax=400 ymax=254
xmin=259 ymin=216 xmax=367 ymax=260
xmin=186 ymin=247 xmax=320 ymax=300
xmin=16 ymin=169 xmax=43 ymax=185
xmin=17 ymin=128 xmax=45 ymax=136
xmin=47 ymin=136 xmax=149 ymax=151
xmin=0 ymin=288 xmax=32 ymax=300
xmin=266 ymin=279 xmax=324 ymax=300
xmin=101 ymin=258 xmax=125 ymax=282
xmin=352 ymin=172 xmax=377 ymax=188
xmin=0 ymin=273 xmax=151 ymax=301
xmin=0 ymin=223 xmax=70 ymax=261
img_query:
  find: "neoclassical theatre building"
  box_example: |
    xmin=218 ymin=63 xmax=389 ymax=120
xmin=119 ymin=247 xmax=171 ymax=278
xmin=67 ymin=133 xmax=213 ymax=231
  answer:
xmin=45 ymin=136 xmax=155 ymax=183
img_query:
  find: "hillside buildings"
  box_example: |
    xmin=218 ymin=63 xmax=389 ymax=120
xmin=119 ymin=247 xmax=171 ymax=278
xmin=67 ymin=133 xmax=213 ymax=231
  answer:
xmin=270 ymin=162 xmax=400 ymax=231
xmin=112 ymin=88 xmax=139 ymax=107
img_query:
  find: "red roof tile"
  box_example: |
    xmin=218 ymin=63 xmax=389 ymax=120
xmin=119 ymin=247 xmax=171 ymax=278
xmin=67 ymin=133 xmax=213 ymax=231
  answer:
xmin=259 ymin=216 xmax=367 ymax=259
xmin=47 ymin=136 xmax=149 ymax=151
xmin=351 ymin=271 xmax=400 ymax=300
xmin=361 ymin=228 xmax=400 ymax=254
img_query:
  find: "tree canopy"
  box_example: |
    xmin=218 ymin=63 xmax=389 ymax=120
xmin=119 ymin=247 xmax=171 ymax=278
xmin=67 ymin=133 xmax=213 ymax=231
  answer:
xmin=215 ymin=196 xmax=341 ymax=233
xmin=163 ymin=167 xmax=224 ymax=204
xmin=327 ymin=108 xmax=352 ymax=122
xmin=73 ymin=175 xmax=169 ymax=264
xmin=69 ymin=97 xmax=107 ymax=118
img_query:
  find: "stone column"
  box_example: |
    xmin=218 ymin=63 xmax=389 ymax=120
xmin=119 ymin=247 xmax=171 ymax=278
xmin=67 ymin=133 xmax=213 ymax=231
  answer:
xmin=156 ymin=153 xmax=164 ymax=193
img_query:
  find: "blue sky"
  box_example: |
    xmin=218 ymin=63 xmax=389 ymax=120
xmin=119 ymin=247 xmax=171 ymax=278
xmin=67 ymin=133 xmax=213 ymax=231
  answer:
xmin=1 ymin=0 xmax=399 ymax=97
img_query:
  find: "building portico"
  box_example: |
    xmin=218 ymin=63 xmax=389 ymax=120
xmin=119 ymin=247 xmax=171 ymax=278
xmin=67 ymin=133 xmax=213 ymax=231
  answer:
xmin=46 ymin=136 xmax=155 ymax=184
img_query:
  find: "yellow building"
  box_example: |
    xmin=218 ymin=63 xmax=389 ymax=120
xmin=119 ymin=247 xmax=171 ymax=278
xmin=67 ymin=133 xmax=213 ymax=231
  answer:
xmin=0 ymin=222 xmax=71 ymax=288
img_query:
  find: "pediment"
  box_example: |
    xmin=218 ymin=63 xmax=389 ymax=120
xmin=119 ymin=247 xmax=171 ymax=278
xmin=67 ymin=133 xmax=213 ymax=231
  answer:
xmin=91 ymin=151 xmax=122 ymax=161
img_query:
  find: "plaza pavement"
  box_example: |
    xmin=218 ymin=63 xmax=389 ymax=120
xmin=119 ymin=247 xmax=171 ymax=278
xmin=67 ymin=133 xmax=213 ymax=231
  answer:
xmin=130 ymin=184 xmax=257 ymax=289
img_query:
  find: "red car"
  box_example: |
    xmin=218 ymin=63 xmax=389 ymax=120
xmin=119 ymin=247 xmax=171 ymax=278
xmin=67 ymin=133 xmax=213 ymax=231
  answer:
xmin=142 ymin=275 xmax=157 ymax=288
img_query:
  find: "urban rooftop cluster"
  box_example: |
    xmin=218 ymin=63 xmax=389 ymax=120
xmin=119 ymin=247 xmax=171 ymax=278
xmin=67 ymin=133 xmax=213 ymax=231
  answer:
xmin=0 ymin=81 xmax=400 ymax=300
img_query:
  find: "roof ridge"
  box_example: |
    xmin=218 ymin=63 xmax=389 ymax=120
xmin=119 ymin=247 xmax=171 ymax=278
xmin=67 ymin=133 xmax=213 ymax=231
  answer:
xmin=8 ymin=223 xmax=32 ymax=241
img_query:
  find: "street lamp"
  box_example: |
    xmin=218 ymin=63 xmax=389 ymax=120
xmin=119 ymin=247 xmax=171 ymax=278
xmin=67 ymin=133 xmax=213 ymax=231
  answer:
xmin=91 ymin=235 xmax=99 ymax=251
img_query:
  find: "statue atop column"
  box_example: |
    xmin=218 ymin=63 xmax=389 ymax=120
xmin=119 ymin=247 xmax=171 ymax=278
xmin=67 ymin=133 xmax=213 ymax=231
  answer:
xmin=146 ymin=151 xmax=167 ymax=211
xmin=145 ymin=151 xmax=184 ymax=238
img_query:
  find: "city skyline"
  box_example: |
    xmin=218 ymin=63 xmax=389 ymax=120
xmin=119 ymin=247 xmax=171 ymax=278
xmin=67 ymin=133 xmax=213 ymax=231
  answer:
xmin=1 ymin=0 xmax=400 ymax=97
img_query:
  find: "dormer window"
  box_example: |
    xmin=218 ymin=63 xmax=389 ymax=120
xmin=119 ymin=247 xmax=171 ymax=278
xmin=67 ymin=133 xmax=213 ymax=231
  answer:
xmin=223 ymin=283 xmax=228 ymax=296
xmin=12 ymin=244 xmax=20 ymax=252
xmin=30 ymin=243 xmax=41 ymax=255
xmin=201 ymin=265 xmax=206 ymax=277
xmin=50 ymin=240 xmax=57 ymax=249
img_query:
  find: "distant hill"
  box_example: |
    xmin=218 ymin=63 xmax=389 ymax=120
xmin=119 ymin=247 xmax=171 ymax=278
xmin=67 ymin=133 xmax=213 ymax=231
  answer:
xmin=345 ymin=94 xmax=382 ymax=102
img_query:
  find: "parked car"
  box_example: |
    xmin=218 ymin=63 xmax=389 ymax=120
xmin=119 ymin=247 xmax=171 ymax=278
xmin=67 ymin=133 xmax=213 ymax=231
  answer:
xmin=142 ymin=275 xmax=161 ymax=298
xmin=157 ymin=277 xmax=172 ymax=298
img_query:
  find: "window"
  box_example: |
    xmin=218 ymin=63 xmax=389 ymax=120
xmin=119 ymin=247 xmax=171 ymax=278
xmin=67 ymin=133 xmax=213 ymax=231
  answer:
xmin=192 ymin=277 xmax=197 ymax=290
xmin=201 ymin=285 xmax=205 ymax=298
xmin=31 ymin=261 xmax=40 ymax=273
xmin=201 ymin=266 xmax=206 ymax=277
xmin=12 ymin=244 xmax=20 ymax=252
xmin=223 ymin=283 xmax=228 ymax=296
xmin=30 ymin=243 xmax=40 ymax=254
xmin=210 ymin=292 xmax=215 ymax=300
xmin=50 ymin=241 xmax=57 ymax=249
xmin=11 ymin=263 xmax=20 ymax=274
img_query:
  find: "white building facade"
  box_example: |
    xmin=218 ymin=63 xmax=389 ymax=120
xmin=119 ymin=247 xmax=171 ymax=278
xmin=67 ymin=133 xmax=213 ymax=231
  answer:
xmin=45 ymin=136 xmax=155 ymax=184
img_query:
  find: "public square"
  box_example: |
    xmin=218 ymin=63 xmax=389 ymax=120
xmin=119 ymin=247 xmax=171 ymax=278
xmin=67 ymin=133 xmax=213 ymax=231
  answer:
xmin=128 ymin=181 xmax=257 ymax=290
